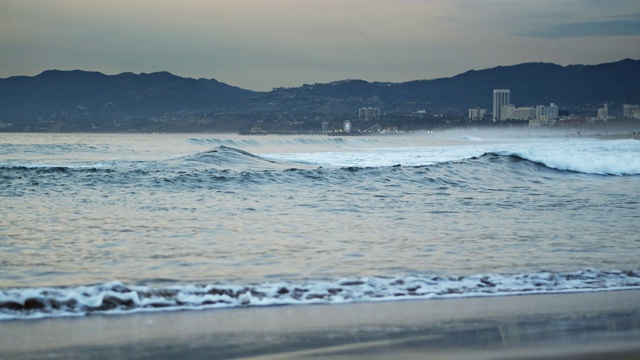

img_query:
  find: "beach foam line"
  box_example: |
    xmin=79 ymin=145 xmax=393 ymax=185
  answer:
xmin=1 ymin=290 xmax=640 ymax=359
xmin=2 ymin=269 xmax=640 ymax=320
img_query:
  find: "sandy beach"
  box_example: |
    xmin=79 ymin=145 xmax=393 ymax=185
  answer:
xmin=2 ymin=290 xmax=640 ymax=359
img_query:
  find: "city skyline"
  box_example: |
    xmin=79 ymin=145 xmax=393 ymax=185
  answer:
xmin=1 ymin=0 xmax=640 ymax=91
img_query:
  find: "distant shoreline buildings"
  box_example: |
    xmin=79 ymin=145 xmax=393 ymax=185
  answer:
xmin=479 ymin=88 xmax=639 ymax=126
xmin=486 ymin=88 xmax=559 ymax=126
xmin=623 ymin=104 xmax=640 ymax=119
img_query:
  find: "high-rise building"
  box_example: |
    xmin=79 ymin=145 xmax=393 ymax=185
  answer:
xmin=493 ymin=89 xmax=510 ymax=121
xmin=468 ymin=108 xmax=486 ymax=120
xmin=536 ymin=103 xmax=559 ymax=122
xmin=358 ymin=107 xmax=380 ymax=120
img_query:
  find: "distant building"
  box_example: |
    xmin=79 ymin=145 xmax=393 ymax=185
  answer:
xmin=493 ymin=90 xmax=559 ymax=124
xmin=510 ymin=106 xmax=537 ymax=120
xmin=597 ymin=103 xmax=609 ymax=121
xmin=530 ymin=103 xmax=559 ymax=127
xmin=623 ymin=104 xmax=640 ymax=118
xmin=536 ymin=103 xmax=559 ymax=122
xmin=501 ymin=104 xmax=515 ymax=120
xmin=493 ymin=89 xmax=510 ymax=121
xmin=358 ymin=107 xmax=380 ymax=120
xmin=468 ymin=108 xmax=486 ymax=120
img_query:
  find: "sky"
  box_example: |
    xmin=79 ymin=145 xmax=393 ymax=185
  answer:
xmin=0 ymin=0 xmax=639 ymax=91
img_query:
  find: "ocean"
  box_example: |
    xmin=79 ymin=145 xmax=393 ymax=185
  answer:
xmin=1 ymin=130 xmax=639 ymax=320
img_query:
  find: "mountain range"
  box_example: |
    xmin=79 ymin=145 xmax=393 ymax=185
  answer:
xmin=1 ymin=59 xmax=639 ymax=132
xmin=0 ymin=70 xmax=254 ymax=118
xmin=260 ymin=58 xmax=640 ymax=111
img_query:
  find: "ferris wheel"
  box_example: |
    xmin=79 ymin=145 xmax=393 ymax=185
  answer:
xmin=343 ymin=120 xmax=352 ymax=133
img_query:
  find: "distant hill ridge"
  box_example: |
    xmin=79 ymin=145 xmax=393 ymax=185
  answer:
xmin=1 ymin=59 xmax=639 ymax=124
xmin=267 ymin=58 xmax=640 ymax=108
xmin=0 ymin=69 xmax=256 ymax=119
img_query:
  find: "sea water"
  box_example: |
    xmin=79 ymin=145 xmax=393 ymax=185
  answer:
xmin=1 ymin=131 xmax=639 ymax=319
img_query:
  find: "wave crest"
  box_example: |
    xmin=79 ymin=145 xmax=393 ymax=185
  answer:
xmin=483 ymin=143 xmax=640 ymax=176
xmin=180 ymin=146 xmax=277 ymax=166
xmin=2 ymin=269 xmax=639 ymax=320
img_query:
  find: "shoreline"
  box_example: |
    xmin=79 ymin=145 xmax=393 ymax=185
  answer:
xmin=589 ymin=133 xmax=640 ymax=140
xmin=2 ymin=289 xmax=640 ymax=359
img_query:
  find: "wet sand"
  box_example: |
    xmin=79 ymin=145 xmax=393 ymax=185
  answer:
xmin=1 ymin=290 xmax=640 ymax=359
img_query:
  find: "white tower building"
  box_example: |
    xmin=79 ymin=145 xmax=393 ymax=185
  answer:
xmin=493 ymin=89 xmax=510 ymax=122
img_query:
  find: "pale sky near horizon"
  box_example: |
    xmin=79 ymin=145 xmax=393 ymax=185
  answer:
xmin=1 ymin=0 xmax=639 ymax=91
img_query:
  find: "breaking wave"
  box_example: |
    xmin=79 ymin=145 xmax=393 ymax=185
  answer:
xmin=493 ymin=144 xmax=640 ymax=176
xmin=2 ymin=269 xmax=639 ymax=320
xmin=1 ymin=145 xmax=637 ymax=198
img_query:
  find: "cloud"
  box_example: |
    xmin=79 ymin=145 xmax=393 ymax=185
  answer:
xmin=1 ymin=0 xmax=639 ymax=90
xmin=515 ymin=18 xmax=640 ymax=38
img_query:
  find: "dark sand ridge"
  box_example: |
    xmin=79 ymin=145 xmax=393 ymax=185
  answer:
xmin=1 ymin=290 xmax=640 ymax=359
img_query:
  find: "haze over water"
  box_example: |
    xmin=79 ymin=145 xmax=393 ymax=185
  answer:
xmin=1 ymin=131 xmax=639 ymax=319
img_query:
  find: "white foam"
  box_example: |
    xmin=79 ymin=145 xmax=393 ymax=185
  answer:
xmin=262 ymin=138 xmax=640 ymax=175
xmin=505 ymin=139 xmax=640 ymax=175
xmin=2 ymin=269 xmax=639 ymax=320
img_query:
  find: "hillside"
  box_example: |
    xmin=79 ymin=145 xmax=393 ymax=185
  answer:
xmin=1 ymin=59 xmax=639 ymax=132
xmin=0 ymin=70 xmax=256 ymax=131
xmin=251 ymin=59 xmax=640 ymax=112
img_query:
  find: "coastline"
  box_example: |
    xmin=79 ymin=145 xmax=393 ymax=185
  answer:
xmin=2 ymin=289 xmax=640 ymax=359
xmin=590 ymin=133 xmax=640 ymax=140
